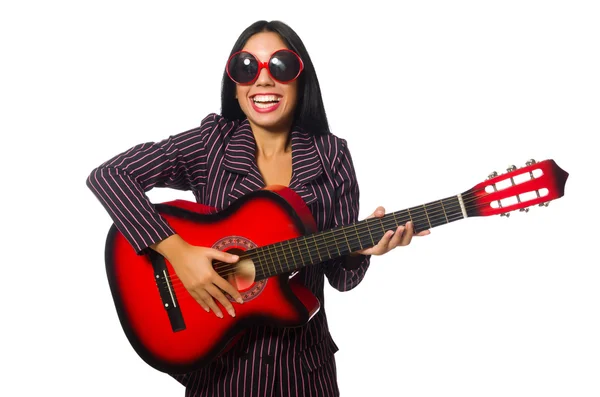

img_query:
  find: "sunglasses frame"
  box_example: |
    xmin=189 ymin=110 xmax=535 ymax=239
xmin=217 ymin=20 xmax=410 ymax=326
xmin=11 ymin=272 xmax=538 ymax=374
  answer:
xmin=226 ymin=49 xmax=304 ymax=85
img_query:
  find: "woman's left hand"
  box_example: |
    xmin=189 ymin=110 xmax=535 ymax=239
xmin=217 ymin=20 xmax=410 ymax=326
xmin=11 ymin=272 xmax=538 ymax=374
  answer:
xmin=355 ymin=206 xmax=430 ymax=256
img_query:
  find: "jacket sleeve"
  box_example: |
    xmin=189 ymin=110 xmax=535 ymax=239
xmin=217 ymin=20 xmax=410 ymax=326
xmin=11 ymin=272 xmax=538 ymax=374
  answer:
xmin=86 ymin=114 xmax=216 ymax=254
xmin=323 ymin=138 xmax=371 ymax=292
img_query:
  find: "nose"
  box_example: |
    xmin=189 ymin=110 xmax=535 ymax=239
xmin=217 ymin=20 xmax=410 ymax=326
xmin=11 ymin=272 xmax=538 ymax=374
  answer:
xmin=255 ymin=64 xmax=274 ymax=87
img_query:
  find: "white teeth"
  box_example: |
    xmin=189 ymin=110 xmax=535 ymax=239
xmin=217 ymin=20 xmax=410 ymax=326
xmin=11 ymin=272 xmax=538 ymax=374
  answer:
xmin=252 ymin=95 xmax=281 ymax=103
xmin=254 ymin=102 xmax=278 ymax=109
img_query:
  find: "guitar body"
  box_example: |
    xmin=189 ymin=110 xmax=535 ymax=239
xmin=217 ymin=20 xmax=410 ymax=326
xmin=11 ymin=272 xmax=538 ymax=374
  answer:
xmin=105 ymin=186 xmax=320 ymax=374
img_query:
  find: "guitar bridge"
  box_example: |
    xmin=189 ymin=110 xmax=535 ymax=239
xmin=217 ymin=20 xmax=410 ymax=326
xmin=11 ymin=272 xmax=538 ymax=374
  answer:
xmin=149 ymin=251 xmax=186 ymax=333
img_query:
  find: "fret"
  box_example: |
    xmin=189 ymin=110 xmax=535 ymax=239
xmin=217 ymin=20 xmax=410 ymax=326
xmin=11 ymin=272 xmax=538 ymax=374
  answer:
xmin=249 ymin=250 xmax=259 ymax=270
xmin=422 ymin=204 xmax=433 ymax=229
xmin=353 ymin=224 xmax=363 ymax=250
xmin=317 ymin=232 xmax=331 ymax=262
xmin=296 ymin=237 xmax=311 ymax=266
xmin=286 ymin=240 xmax=297 ymax=271
xmin=378 ymin=217 xmax=386 ymax=236
xmin=391 ymin=211 xmax=399 ymax=228
xmin=381 ymin=214 xmax=394 ymax=231
xmin=258 ymin=247 xmax=267 ymax=279
xmin=406 ymin=207 xmax=413 ymax=223
xmin=440 ymin=199 xmax=449 ymax=223
xmin=442 ymin=196 xmax=464 ymax=222
xmin=366 ymin=218 xmax=376 ymax=246
xmin=247 ymin=250 xmax=260 ymax=280
xmin=304 ymin=236 xmax=317 ymax=264
xmin=407 ymin=205 xmax=424 ymax=232
xmin=265 ymin=246 xmax=276 ymax=276
xmin=271 ymin=244 xmax=284 ymax=275
xmin=340 ymin=228 xmax=350 ymax=252
xmin=329 ymin=230 xmax=341 ymax=256
xmin=424 ymin=201 xmax=448 ymax=229
xmin=256 ymin=246 xmax=272 ymax=280
xmin=306 ymin=234 xmax=323 ymax=262
xmin=390 ymin=210 xmax=408 ymax=229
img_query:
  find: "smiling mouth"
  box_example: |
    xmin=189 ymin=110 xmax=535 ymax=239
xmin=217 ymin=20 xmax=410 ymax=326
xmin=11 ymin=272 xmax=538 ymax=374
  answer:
xmin=251 ymin=94 xmax=281 ymax=109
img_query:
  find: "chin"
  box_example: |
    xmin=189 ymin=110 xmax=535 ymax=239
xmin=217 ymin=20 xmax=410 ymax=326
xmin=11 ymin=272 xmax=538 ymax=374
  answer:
xmin=253 ymin=120 xmax=287 ymax=131
xmin=248 ymin=111 xmax=293 ymax=131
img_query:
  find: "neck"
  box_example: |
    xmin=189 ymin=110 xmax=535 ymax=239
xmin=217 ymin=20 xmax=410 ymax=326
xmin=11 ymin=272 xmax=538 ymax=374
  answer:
xmin=232 ymin=193 xmax=467 ymax=282
xmin=251 ymin=123 xmax=292 ymax=158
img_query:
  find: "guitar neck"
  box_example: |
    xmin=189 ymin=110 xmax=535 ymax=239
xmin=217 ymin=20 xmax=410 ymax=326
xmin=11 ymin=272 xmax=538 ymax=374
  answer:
xmin=248 ymin=193 xmax=468 ymax=281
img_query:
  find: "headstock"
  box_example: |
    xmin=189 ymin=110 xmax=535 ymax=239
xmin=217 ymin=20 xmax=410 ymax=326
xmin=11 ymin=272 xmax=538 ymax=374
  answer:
xmin=463 ymin=159 xmax=568 ymax=217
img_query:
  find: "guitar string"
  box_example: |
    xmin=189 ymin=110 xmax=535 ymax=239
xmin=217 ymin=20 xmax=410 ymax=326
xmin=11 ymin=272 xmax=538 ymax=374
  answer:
xmin=161 ymin=194 xmax=473 ymax=291
xmin=160 ymin=185 xmax=521 ymax=292
xmin=160 ymin=186 xmax=517 ymax=291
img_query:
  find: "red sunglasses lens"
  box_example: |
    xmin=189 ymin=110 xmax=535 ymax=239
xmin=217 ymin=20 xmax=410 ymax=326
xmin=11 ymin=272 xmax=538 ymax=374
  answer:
xmin=268 ymin=50 xmax=302 ymax=82
xmin=228 ymin=52 xmax=259 ymax=84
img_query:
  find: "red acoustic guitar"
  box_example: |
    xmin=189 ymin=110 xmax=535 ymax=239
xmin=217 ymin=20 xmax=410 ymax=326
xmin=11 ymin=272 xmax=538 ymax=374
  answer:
xmin=104 ymin=159 xmax=568 ymax=374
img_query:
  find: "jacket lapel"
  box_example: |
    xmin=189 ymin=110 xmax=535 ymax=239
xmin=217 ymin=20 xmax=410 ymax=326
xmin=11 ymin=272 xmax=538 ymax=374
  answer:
xmin=288 ymin=127 xmax=323 ymax=206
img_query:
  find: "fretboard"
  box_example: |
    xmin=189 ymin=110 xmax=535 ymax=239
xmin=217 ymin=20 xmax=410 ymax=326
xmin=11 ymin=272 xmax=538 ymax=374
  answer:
xmin=246 ymin=195 xmax=465 ymax=281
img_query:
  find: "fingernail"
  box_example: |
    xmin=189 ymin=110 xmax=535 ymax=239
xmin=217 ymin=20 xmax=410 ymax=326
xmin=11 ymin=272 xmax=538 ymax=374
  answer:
xmin=229 ymin=309 xmax=236 ymax=317
xmin=217 ymin=312 xmax=223 ymax=318
xmin=232 ymin=255 xmax=239 ymax=260
xmin=237 ymin=298 xmax=244 ymax=304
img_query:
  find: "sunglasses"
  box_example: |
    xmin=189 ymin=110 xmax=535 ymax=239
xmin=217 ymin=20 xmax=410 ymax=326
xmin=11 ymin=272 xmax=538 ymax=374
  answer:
xmin=226 ymin=49 xmax=304 ymax=85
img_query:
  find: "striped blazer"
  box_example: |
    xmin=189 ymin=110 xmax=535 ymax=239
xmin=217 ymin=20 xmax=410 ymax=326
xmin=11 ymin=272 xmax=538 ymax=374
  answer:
xmin=87 ymin=113 xmax=371 ymax=396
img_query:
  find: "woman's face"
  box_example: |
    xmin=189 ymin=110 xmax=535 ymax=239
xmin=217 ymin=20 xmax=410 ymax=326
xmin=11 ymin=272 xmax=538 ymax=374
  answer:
xmin=235 ymin=32 xmax=299 ymax=132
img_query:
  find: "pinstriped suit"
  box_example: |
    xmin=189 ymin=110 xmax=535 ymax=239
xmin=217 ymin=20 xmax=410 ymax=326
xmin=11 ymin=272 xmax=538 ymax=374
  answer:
xmin=87 ymin=113 xmax=371 ymax=396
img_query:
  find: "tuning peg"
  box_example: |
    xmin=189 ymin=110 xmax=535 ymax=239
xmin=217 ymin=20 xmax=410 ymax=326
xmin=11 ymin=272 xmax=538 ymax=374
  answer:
xmin=506 ymin=165 xmax=517 ymax=172
xmin=500 ymin=212 xmax=511 ymax=217
xmin=539 ymin=202 xmax=549 ymax=207
xmin=488 ymin=171 xmax=498 ymax=179
xmin=526 ymin=159 xmax=537 ymax=166
xmin=520 ymin=208 xmax=530 ymax=213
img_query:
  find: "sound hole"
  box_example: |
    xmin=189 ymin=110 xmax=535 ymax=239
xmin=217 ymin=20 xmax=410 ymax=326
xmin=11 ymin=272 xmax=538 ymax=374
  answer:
xmin=211 ymin=236 xmax=267 ymax=303
xmin=226 ymin=248 xmax=256 ymax=290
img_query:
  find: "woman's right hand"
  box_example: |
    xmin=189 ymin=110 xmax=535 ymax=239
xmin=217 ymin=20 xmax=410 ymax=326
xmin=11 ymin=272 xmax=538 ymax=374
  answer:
xmin=151 ymin=234 xmax=243 ymax=318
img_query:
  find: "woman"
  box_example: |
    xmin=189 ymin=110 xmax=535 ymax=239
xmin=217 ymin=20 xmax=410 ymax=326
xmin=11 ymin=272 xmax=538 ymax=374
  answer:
xmin=87 ymin=20 xmax=427 ymax=397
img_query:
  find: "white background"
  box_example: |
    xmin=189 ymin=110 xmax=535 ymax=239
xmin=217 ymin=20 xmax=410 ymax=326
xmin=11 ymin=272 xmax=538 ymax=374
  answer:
xmin=1 ymin=1 xmax=599 ymax=396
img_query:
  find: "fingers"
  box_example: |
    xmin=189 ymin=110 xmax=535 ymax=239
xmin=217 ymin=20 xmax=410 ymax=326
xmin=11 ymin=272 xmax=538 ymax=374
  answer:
xmin=196 ymin=289 xmax=223 ymax=318
xmin=399 ymin=222 xmax=414 ymax=246
xmin=205 ymin=284 xmax=236 ymax=318
xmin=213 ymin=274 xmax=244 ymax=305
xmin=361 ymin=221 xmax=424 ymax=255
xmin=355 ymin=218 xmax=431 ymax=256
xmin=191 ymin=277 xmax=242 ymax=318
xmin=209 ymin=249 xmax=239 ymax=263
xmin=387 ymin=225 xmax=407 ymax=249
xmin=190 ymin=290 xmax=210 ymax=313
xmin=191 ymin=249 xmax=242 ymax=318
xmin=363 ymin=228 xmax=396 ymax=255
xmin=367 ymin=206 xmax=385 ymax=219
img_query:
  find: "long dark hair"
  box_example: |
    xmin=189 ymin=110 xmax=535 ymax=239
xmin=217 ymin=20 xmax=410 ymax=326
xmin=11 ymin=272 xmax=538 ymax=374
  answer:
xmin=221 ymin=20 xmax=330 ymax=136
